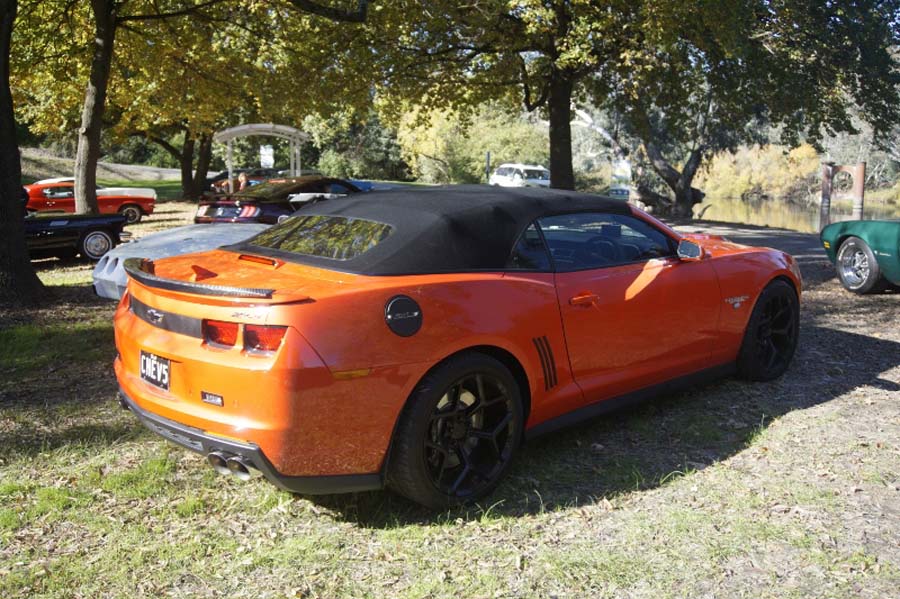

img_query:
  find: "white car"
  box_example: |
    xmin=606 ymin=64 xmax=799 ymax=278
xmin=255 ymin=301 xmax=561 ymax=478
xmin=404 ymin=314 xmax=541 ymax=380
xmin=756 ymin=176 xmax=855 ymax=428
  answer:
xmin=488 ymin=164 xmax=551 ymax=187
xmin=92 ymin=223 xmax=268 ymax=299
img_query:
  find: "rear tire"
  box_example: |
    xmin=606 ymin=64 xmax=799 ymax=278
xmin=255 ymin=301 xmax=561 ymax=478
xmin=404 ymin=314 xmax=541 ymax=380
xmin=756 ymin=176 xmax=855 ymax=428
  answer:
xmin=737 ymin=279 xmax=799 ymax=381
xmin=388 ymin=353 xmax=523 ymax=509
xmin=836 ymin=236 xmax=885 ymax=294
xmin=119 ymin=204 xmax=142 ymax=224
xmin=79 ymin=229 xmax=114 ymax=261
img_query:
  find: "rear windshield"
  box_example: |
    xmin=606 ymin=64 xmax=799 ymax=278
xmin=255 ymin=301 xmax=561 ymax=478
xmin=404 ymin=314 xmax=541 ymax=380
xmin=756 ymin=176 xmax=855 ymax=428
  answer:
xmin=243 ymin=215 xmax=393 ymax=261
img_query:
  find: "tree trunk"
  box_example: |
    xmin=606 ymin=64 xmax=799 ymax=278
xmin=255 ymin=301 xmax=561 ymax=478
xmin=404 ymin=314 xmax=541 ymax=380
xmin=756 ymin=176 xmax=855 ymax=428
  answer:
xmin=0 ymin=0 xmax=45 ymax=307
xmin=643 ymin=141 xmax=706 ymax=218
xmin=190 ymin=133 xmax=213 ymax=198
xmin=179 ymin=134 xmax=196 ymax=198
xmin=148 ymin=130 xmax=212 ymax=200
xmin=547 ymin=71 xmax=575 ymax=190
xmin=74 ymin=0 xmax=117 ymax=215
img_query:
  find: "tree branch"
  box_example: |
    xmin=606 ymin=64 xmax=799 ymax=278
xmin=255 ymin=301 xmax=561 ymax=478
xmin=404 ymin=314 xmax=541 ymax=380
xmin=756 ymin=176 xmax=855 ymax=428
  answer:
xmin=285 ymin=0 xmax=368 ymax=23
xmin=118 ymin=0 xmax=226 ymax=23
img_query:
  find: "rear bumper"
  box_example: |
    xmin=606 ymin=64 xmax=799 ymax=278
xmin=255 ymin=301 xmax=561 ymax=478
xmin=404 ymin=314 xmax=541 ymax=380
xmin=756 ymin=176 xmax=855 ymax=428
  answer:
xmin=118 ymin=387 xmax=383 ymax=495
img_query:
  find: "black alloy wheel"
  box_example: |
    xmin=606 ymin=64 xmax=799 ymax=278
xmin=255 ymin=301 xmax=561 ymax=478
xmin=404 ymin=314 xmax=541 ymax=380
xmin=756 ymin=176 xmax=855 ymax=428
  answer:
xmin=737 ymin=279 xmax=799 ymax=381
xmin=389 ymin=353 xmax=523 ymax=509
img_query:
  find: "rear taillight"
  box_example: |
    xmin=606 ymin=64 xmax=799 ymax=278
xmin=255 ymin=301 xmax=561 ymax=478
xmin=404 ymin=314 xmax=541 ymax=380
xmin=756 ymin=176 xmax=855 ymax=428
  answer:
xmin=238 ymin=205 xmax=260 ymax=219
xmin=244 ymin=325 xmax=287 ymax=353
xmin=203 ymin=320 xmax=239 ymax=346
xmin=203 ymin=320 xmax=286 ymax=354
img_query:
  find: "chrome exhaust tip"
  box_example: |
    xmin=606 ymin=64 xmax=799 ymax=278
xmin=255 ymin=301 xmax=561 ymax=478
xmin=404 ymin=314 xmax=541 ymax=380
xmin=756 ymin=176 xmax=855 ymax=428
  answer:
xmin=226 ymin=456 xmax=253 ymax=481
xmin=207 ymin=451 xmax=232 ymax=476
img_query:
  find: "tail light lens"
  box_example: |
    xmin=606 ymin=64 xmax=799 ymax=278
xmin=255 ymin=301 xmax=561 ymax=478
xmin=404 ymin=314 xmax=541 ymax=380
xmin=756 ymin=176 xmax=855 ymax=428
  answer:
xmin=244 ymin=325 xmax=287 ymax=353
xmin=204 ymin=320 xmax=239 ymax=347
xmin=238 ymin=205 xmax=260 ymax=219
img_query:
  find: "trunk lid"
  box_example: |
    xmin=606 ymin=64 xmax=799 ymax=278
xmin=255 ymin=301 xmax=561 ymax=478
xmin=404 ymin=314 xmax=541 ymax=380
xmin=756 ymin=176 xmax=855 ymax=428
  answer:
xmin=124 ymin=249 xmax=352 ymax=305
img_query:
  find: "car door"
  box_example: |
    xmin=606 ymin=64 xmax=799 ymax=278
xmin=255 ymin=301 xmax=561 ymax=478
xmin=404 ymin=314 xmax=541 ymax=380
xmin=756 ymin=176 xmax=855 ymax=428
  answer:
xmin=42 ymin=184 xmax=76 ymax=213
xmin=543 ymin=211 xmax=722 ymax=403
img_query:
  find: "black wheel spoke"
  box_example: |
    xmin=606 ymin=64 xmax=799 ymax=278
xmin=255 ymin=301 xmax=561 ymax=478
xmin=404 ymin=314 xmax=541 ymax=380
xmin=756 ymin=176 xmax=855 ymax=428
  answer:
xmin=420 ymin=367 xmax=519 ymax=499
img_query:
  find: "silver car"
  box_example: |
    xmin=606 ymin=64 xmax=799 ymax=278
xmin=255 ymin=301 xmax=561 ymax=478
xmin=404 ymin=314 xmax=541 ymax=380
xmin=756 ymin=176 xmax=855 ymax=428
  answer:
xmin=92 ymin=223 xmax=268 ymax=299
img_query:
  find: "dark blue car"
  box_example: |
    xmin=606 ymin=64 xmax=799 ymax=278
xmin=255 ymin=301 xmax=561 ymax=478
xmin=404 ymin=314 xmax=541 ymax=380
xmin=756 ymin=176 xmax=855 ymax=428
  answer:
xmin=25 ymin=211 xmax=127 ymax=261
xmin=194 ymin=176 xmax=362 ymax=224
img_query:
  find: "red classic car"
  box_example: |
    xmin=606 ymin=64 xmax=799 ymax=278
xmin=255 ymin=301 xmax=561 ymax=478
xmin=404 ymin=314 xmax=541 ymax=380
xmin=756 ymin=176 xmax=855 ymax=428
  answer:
xmin=24 ymin=177 xmax=156 ymax=224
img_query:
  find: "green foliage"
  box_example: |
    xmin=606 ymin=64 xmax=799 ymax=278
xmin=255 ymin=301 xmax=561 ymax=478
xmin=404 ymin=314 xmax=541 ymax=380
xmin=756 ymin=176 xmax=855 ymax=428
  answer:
xmin=697 ymin=144 xmax=822 ymax=203
xmin=303 ymin=111 xmax=409 ymax=180
xmin=397 ymin=104 xmax=548 ymax=184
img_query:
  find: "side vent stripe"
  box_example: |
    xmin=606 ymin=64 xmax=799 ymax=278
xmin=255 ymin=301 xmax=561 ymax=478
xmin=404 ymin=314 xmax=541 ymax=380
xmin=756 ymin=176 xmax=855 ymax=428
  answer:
xmin=532 ymin=335 xmax=558 ymax=390
xmin=541 ymin=336 xmax=558 ymax=388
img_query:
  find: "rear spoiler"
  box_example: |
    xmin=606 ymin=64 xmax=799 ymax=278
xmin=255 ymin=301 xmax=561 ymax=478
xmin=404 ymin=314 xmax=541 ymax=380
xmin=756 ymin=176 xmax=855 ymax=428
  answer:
xmin=123 ymin=258 xmax=274 ymax=299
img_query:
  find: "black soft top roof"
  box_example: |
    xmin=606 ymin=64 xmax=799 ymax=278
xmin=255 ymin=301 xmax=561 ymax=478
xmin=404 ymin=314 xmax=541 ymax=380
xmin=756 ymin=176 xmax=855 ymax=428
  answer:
xmin=232 ymin=185 xmax=633 ymax=275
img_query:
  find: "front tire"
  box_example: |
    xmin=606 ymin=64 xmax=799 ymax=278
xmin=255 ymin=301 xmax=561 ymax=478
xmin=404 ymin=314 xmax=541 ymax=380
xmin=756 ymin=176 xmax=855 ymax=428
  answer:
xmin=737 ymin=279 xmax=799 ymax=381
xmin=388 ymin=353 xmax=523 ymax=509
xmin=119 ymin=204 xmax=142 ymax=224
xmin=79 ymin=229 xmax=114 ymax=260
xmin=836 ymin=236 xmax=884 ymax=294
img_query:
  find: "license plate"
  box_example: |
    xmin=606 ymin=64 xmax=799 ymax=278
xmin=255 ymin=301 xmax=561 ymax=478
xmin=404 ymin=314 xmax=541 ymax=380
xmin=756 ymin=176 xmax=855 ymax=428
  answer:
xmin=140 ymin=350 xmax=170 ymax=391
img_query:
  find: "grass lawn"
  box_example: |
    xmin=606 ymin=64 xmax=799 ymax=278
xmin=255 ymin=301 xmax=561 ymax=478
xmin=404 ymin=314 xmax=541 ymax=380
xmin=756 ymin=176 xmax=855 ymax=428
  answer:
xmin=1 ymin=224 xmax=898 ymax=598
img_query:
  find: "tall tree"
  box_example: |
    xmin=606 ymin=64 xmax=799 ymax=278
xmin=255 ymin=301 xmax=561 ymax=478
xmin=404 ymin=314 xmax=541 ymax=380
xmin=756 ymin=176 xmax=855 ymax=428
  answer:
xmin=73 ymin=0 xmax=230 ymax=214
xmin=601 ymin=0 xmax=900 ymax=216
xmin=0 ymin=0 xmax=43 ymax=306
xmin=363 ymin=1 xmax=637 ymax=190
xmin=72 ymin=0 xmax=372 ymax=210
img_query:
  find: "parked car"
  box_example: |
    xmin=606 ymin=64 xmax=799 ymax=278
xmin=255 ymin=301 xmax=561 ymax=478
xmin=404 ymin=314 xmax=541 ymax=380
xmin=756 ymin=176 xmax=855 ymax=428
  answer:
xmin=24 ymin=177 xmax=156 ymax=224
xmin=114 ymin=185 xmax=801 ymax=508
xmin=820 ymin=219 xmax=900 ymax=293
xmin=25 ymin=211 xmax=127 ymax=261
xmin=209 ymin=168 xmax=280 ymax=192
xmin=195 ymin=176 xmax=362 ymax=224
xmin=489 ymin=163 xmax=551 ymax=187
xmin=206 ymin=168 xmax=248 ymax=188
xmin=93 ymin=223 xmax=268 ymax=299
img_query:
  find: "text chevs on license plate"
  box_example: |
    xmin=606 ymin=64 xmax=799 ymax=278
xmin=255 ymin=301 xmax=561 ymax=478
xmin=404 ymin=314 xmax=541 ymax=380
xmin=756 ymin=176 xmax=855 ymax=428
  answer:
xmin=140 ymin=350 xmax=170 ymax=390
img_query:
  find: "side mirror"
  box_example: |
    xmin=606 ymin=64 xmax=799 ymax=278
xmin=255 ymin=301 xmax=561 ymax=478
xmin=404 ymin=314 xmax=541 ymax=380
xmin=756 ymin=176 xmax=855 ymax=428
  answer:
xmin=677 ymin=239 xmax=703 ymax=261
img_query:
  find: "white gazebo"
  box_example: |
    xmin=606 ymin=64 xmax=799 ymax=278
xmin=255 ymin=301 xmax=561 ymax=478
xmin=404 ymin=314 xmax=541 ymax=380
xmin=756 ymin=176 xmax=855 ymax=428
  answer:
xmin=212 ymin=123 xmax=310 ymax=192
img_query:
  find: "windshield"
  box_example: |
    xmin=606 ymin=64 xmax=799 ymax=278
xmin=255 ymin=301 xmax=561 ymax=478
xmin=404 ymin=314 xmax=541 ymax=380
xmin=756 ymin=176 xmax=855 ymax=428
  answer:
xmin=232 ymin=180 xmax=305 ymax=199
xmin=244 ymin=215 xmax=393 ymax=261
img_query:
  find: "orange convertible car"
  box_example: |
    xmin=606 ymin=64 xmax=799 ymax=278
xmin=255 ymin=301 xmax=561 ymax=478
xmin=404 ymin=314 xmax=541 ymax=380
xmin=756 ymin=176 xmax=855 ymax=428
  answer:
xmin=114 ymin=186 xmax=801 ymax=508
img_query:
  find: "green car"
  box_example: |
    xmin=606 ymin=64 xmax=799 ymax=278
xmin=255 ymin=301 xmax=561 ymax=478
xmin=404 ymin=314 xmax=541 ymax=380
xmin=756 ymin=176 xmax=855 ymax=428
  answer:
xmin=820 ymin=219 xmax=900 ymax=293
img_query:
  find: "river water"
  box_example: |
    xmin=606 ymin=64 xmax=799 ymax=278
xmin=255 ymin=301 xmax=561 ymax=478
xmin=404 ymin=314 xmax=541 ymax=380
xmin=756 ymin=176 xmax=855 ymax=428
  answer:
xmin=691 ymin=197 xmax=900 ymax=233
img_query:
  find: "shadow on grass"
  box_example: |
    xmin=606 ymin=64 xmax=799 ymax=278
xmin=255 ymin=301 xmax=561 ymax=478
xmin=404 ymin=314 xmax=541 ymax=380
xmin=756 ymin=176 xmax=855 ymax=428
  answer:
xmin=312 ymin=324 xmax=900 ymax=527
xmin=0 ymin=421 xmax=143 ymax=457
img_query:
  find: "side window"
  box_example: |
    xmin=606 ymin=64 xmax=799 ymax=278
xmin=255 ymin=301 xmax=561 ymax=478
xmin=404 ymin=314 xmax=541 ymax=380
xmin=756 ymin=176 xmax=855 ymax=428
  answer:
xmin=45 ymin=185 xmax=74 ymax=199
xmin=537 ymin=212 xmax=676 ymax=271
xmin=506 ymin=223 xmax=552 ymax=270
xmin=328 ymin=182 xmax=353 ymax=194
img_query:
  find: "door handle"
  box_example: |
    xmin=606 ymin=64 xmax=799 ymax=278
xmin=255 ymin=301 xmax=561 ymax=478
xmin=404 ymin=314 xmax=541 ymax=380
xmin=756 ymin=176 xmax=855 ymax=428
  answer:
xmin=569 ymin=292 xmax=600 ymax=307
